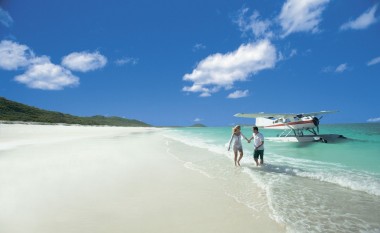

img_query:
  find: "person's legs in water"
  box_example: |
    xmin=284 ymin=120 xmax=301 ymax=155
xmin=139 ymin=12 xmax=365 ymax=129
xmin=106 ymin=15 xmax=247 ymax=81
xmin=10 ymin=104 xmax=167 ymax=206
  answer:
xmin=253 ymin=150 xmax=259 ymax=166
xmin=259 ymin=150 xmax=264 ymax=165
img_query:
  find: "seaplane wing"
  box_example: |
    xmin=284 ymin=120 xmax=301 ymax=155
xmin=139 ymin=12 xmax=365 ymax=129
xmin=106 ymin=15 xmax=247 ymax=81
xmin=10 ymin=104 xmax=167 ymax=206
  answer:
xmin=234 ymin=110 xmax=338 ymax=119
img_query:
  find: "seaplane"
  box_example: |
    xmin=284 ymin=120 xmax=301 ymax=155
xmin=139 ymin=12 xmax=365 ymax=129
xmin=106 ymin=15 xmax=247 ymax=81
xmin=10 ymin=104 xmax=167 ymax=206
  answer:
xmin=234 ymin=110 xmax=345 ymax=143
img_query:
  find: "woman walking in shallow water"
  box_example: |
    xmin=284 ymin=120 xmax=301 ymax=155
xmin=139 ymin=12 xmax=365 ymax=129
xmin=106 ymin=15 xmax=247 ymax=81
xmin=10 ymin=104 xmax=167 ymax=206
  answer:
xmin=228 ymin=125 xmax=249 ymax=166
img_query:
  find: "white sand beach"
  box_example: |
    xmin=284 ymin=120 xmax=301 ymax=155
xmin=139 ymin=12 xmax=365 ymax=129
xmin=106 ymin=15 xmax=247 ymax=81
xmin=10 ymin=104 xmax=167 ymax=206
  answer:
xmin=0 ymin=124 xmax=285 ymax=233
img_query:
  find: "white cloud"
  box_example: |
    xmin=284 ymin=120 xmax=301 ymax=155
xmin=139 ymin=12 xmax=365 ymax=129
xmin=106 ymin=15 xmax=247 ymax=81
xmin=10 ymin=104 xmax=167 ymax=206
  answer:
xmin=183 ymin=40 xmax=276 ymax=97
xmin=199 ymin=92 xmax=212 ymax=97
xmin=194 ymin=118 xmax=202 ymax=122
xmin=340 ymin=4 xmax=379 ymax=30
xmin=227 ymin=90 xmax=249 ymax=99
xmin=335 ymin=63 xmax=348 ymax=73
xmin=289 ymin=49 xmax=297 ymax=57
xmin=14 ymin=56 xmax=79 ymax=90
xmin=234 ymin=8 xmax=273 ymax=39
xmin=278 ymin=52 xmax=285 ymax=61
xmin=193 ymin=43 xmax=206 ymax=52
xmin=115 ymin=57 xmax=139 ymax=66
xmin=322 ymin=66 xmax=334 ymax=73
xmin=367 ymin=56 xmax=380 ymax=66
xmin=0 ymin=7 xmax=13 ymax=28
xmin=62 ymin=51 xmax=107 ymax=72
xmin=322 ymin=63 xmax=348 ymax=73
xmin=278 ymin=49 xmax=298 ymax=61
xmin=0 ymin=40 xmax=34 ymax=70
xmin=278 ymin=0 xmax=330 ymax=37
xmin=0 ymin=40 xmax=107 ymax=90
xmin=367 ymin=117 xmax=380 ymax=122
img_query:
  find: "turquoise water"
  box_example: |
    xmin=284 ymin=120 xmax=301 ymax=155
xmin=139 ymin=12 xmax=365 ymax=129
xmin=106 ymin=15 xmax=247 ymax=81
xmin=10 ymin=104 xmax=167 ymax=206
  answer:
xmin=164 ymin=123 xmax=380 ymax=233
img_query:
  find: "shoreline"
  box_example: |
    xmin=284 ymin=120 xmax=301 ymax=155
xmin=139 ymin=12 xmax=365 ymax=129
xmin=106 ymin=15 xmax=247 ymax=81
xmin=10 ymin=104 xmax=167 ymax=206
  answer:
xmin=0 ymin=124 xmax=285 ymax=233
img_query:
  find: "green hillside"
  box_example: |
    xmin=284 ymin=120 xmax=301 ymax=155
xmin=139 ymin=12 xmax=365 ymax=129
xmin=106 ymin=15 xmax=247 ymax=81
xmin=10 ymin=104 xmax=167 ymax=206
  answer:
xmin=0 ymin=97 xmax=150 ymax=127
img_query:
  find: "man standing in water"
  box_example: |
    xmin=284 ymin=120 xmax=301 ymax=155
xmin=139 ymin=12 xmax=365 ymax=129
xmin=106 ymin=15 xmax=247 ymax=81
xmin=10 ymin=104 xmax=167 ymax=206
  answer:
xmin=248 ymin=126 xmax=264 ymax=166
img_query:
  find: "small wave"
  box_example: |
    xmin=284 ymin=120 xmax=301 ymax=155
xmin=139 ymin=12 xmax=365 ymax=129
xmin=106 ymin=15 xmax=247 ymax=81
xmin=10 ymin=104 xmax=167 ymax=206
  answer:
xmin=162 ymin=131 xmax=228 ymax=156
xmin=243 ymin=162 xmax=380 ymax=233
xmin=164 ymin=139 xmax=215 ymax=179
xmin=183 ymin=162 xmax=214 ymax=179
xmin=295 ymin=169 xmax=380 ymax=196
xmin=268 ymin=153 xmax=380 ymax=196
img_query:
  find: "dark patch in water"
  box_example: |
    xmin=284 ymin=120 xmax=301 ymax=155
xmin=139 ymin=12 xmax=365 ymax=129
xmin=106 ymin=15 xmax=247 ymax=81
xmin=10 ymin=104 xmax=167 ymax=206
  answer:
xmin=245 ymin=163 xmax=304 ymax=176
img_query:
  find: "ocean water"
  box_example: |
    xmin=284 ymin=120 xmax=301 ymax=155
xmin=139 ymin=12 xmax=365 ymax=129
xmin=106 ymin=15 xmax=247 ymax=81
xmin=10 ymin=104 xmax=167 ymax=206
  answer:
xmin=163 ymin=123 xmax=380 ymax=233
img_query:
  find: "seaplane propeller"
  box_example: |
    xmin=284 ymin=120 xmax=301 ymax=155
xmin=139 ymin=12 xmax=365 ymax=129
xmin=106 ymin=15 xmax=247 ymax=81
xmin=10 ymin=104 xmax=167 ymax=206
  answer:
xmin=312 ymin=117 xmax=320 ymax=134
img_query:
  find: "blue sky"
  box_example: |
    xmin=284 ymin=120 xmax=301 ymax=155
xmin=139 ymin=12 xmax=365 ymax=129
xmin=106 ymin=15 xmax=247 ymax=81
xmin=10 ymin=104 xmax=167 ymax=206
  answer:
xmin=0 ymin=0 xmax=379 ymax=126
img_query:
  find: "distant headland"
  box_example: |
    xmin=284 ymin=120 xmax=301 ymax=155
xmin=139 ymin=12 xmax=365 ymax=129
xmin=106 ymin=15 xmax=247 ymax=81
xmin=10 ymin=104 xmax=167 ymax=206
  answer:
xmin=0 ymin=97 xmax=150 ymax=127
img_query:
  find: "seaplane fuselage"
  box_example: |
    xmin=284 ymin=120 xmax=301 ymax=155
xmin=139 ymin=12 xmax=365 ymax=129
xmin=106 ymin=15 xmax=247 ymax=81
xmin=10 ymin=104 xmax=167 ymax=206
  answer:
xmin=256 ymin=116 xmax=316 ymax=130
